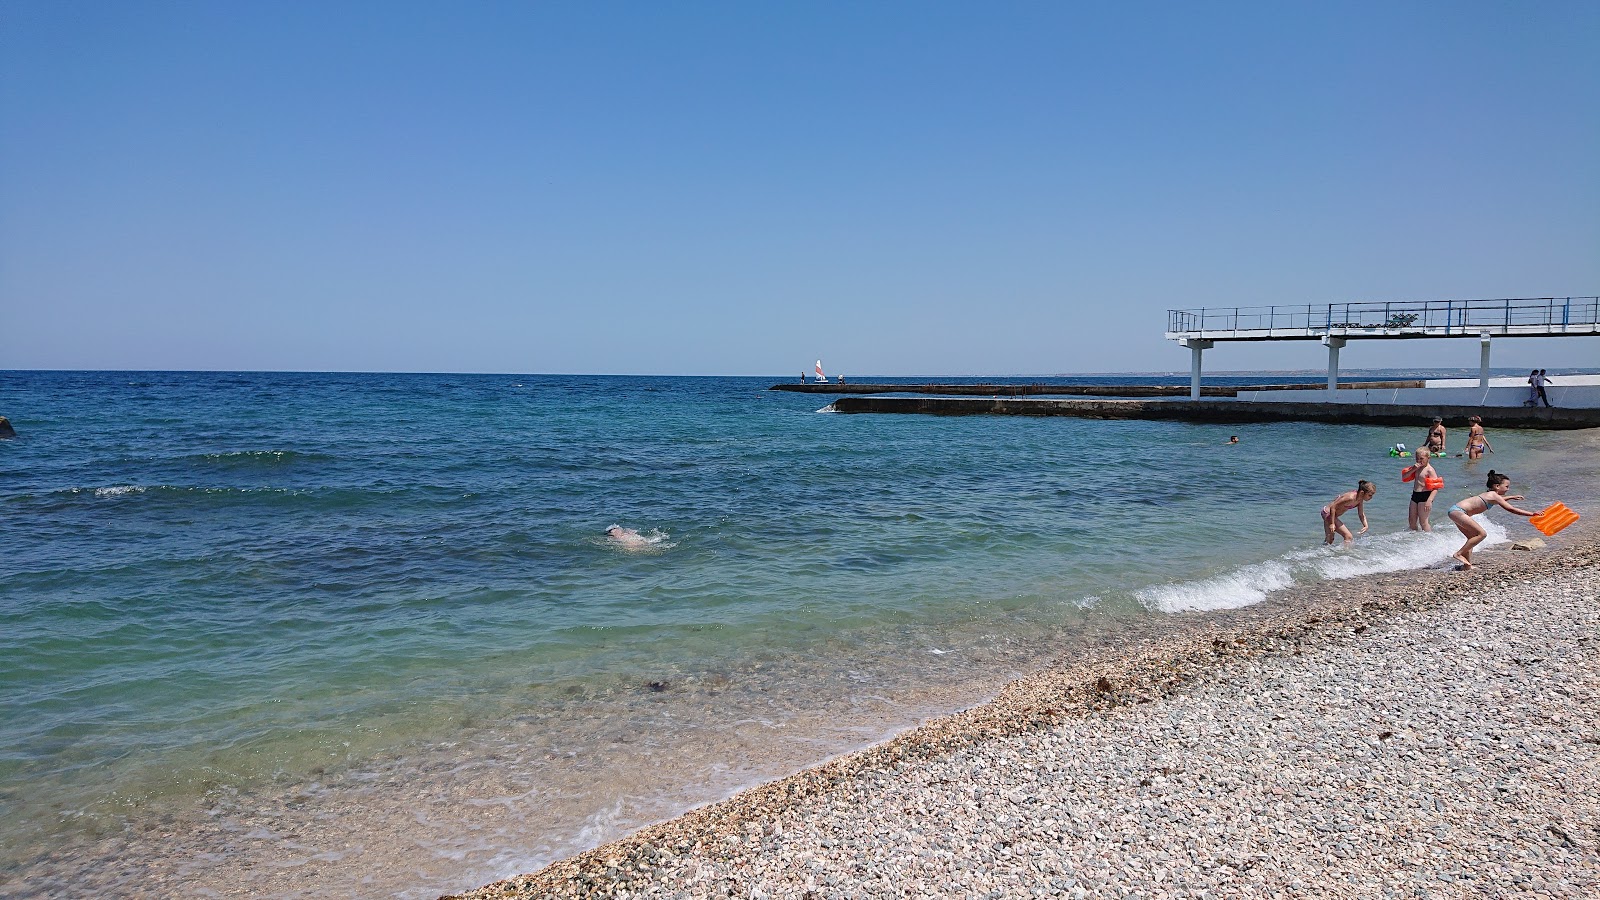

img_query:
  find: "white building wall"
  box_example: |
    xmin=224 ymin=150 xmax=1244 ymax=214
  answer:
xmin=1237 ymin=375 xmax=1600 ymax=408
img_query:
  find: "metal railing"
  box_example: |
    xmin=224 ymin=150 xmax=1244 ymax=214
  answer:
xmin=1167 ymin=296 xmax=1600 ymax=337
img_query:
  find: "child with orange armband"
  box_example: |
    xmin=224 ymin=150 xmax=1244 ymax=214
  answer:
xmin=1401 ymin=447 xmax=1440 ymax=532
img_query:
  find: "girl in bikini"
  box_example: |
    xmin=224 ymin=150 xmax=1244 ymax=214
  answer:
xmin=1446 ymin=470 xmax=1535 ymax=570
xmin=1401 ymin=447 xmax=1438 ymax=532
xmin=1466 ymin=416 xmax=1493 ymax=460
xmin=1321 ymin=480 xmax=1376 ymax=545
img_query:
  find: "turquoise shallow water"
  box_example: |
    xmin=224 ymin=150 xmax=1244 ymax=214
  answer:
xmin=2 ymin=371 xmax=1594 ymax=897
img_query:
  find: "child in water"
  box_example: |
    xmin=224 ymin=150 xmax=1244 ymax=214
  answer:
xmin=1402 ymin=447 xmax=1438 ymax=532
xmin=1321 ymin=480 xmax=1376 ymax=545
xmin=1446 ymin=470 xmax=1535 ymax=570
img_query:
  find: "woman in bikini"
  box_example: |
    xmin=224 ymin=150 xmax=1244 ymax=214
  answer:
xmin=1401 ymin=447 xmax=1438 ymax=531
xmin=1465 ymin=416 xmax=1493 ymax=460
xmin=1321 ymin=480 xmax=1376 ymax=545
xmin=1424 ymin=417 xmax=1447 ymax=455
xmin=1446 ymin=470 xmax=1535 ymax=570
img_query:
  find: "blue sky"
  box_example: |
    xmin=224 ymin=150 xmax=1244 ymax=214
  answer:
xmin=3 ymin=1 xmax=1597 ymax=375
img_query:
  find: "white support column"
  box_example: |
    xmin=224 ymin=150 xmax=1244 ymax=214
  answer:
xmin=1479 ymin=332 xmax=1492 ymax=388
xmin=1322 ymin=336 xmax=1347 ymax=393
xmin=1182 ymin=339 xmax=1213 ymax=400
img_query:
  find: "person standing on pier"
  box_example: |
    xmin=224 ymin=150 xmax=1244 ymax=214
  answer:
xmin=1533 ymin=369 xmax=1554 ymax=407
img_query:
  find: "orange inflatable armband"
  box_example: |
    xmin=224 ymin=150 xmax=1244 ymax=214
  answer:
xmin=1423 ymin=476 xmax=1444 ymax=491
xmin=1400 ymin=467 xmax=1415 ymax=482
xmin=1529 ymin=502 xmax=1580 ymax=536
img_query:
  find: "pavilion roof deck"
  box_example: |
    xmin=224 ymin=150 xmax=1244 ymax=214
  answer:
xmin=1165 ymin=296 xmax=1600 ymax=343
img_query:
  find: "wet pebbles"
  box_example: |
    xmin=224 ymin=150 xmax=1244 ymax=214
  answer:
xmin=449 ymin=535 xmax=1600 ymax=899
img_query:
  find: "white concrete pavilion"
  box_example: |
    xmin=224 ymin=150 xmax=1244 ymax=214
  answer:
xmin=1165 ymin=296 xmax=1600 ymax=401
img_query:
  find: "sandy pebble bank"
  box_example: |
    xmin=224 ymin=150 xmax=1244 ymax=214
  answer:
xmin=447 ymin=535 xmax=1600 ymax=899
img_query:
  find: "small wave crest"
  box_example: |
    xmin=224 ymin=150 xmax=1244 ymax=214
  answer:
xmin=190 ymin=450 xmax=325 ymax=467
xmin=1138 ymin=517 xmax=1512 ymax=613
xmin=50 ymin=485 xmax=312 ymax=504
xmin=816 ymin=404 xmax=837 ymax=414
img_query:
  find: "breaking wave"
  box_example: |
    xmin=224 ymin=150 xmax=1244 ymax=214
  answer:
xmin=1138 ymin=517 xmax=1513 ymax=612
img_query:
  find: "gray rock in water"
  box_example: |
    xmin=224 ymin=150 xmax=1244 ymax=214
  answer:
xmin=0 ymin=416 xmax=14 ymax=438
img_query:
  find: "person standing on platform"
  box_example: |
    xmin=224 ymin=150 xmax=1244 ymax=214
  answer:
xmin=1534 ymin=369 xmax=1554 ymax=407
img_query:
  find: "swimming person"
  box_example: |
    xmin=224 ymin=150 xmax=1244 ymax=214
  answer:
xmin=1424 ymin=417 xmax=1447 ymax=455
xmin=1321 ymin=480 xmax=1376 ymax=545
xmin=605 ymin=525 xmax=651 ymax=548
xmin=1445 ymin=470 xmax=1536 ymax=570
xmin=1227 ymin=435 xmax=1239 ymax=445
xmin=1402 ymin=447 xmax=1439 ymax=532
xmin=1466 ymin=416 xmax=1493 ymax=459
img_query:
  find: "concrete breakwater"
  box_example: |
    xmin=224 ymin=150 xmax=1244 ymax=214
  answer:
xmin=772 ymin=380 xmax=1423 ymax=397
xmin=828 ymin=396 xmax=1600 ymax=429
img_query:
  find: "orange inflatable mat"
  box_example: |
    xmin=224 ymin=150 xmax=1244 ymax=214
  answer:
xmin=1530 ymin=502 xmax=1580 ymax=536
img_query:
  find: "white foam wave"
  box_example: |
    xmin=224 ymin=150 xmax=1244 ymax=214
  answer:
xmin=1139 ymin=558 xmax=1297 ymax=612
xmin=1138 ymin=517 xmax=1512 ymax=613
xmin=815 ymin=404 xmax=837 ymax=414
xmin=94 ymin=485 xmax=146 ymax=498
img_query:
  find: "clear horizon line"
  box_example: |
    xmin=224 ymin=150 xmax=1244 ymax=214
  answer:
xmin=5 ymin=366 xmax=1593 ymax=378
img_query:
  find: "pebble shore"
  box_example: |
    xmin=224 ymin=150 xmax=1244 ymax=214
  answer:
xmin=448 ymin=535 xmax=1600 ymax=899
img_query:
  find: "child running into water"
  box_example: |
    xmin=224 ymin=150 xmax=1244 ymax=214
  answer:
xmin=1402 ymin=447 xmax=1439 ymax=531
xmin=1321 ymin=480 xmax=1376 ymax=545
xmin=1446 ymin=470 xmax=1535 ymax=570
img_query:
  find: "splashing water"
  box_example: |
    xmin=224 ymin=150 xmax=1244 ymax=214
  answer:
xmin=1137 ymin=517 xmax=1513 ymax=612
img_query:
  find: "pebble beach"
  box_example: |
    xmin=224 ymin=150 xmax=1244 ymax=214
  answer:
xmin=450 ymin=530 xmax=1600 ymax=899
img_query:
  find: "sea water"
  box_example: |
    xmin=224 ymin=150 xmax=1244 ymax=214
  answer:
xmin=1 ymin=371 xmax=1594 ymax=898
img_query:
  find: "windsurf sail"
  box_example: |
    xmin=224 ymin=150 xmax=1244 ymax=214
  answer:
xmin=814 ymin=360 xmax=828 ymax=383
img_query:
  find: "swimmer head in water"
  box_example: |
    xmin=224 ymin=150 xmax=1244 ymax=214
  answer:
xmin=605 ymin=524 xmax=649 ymax=546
